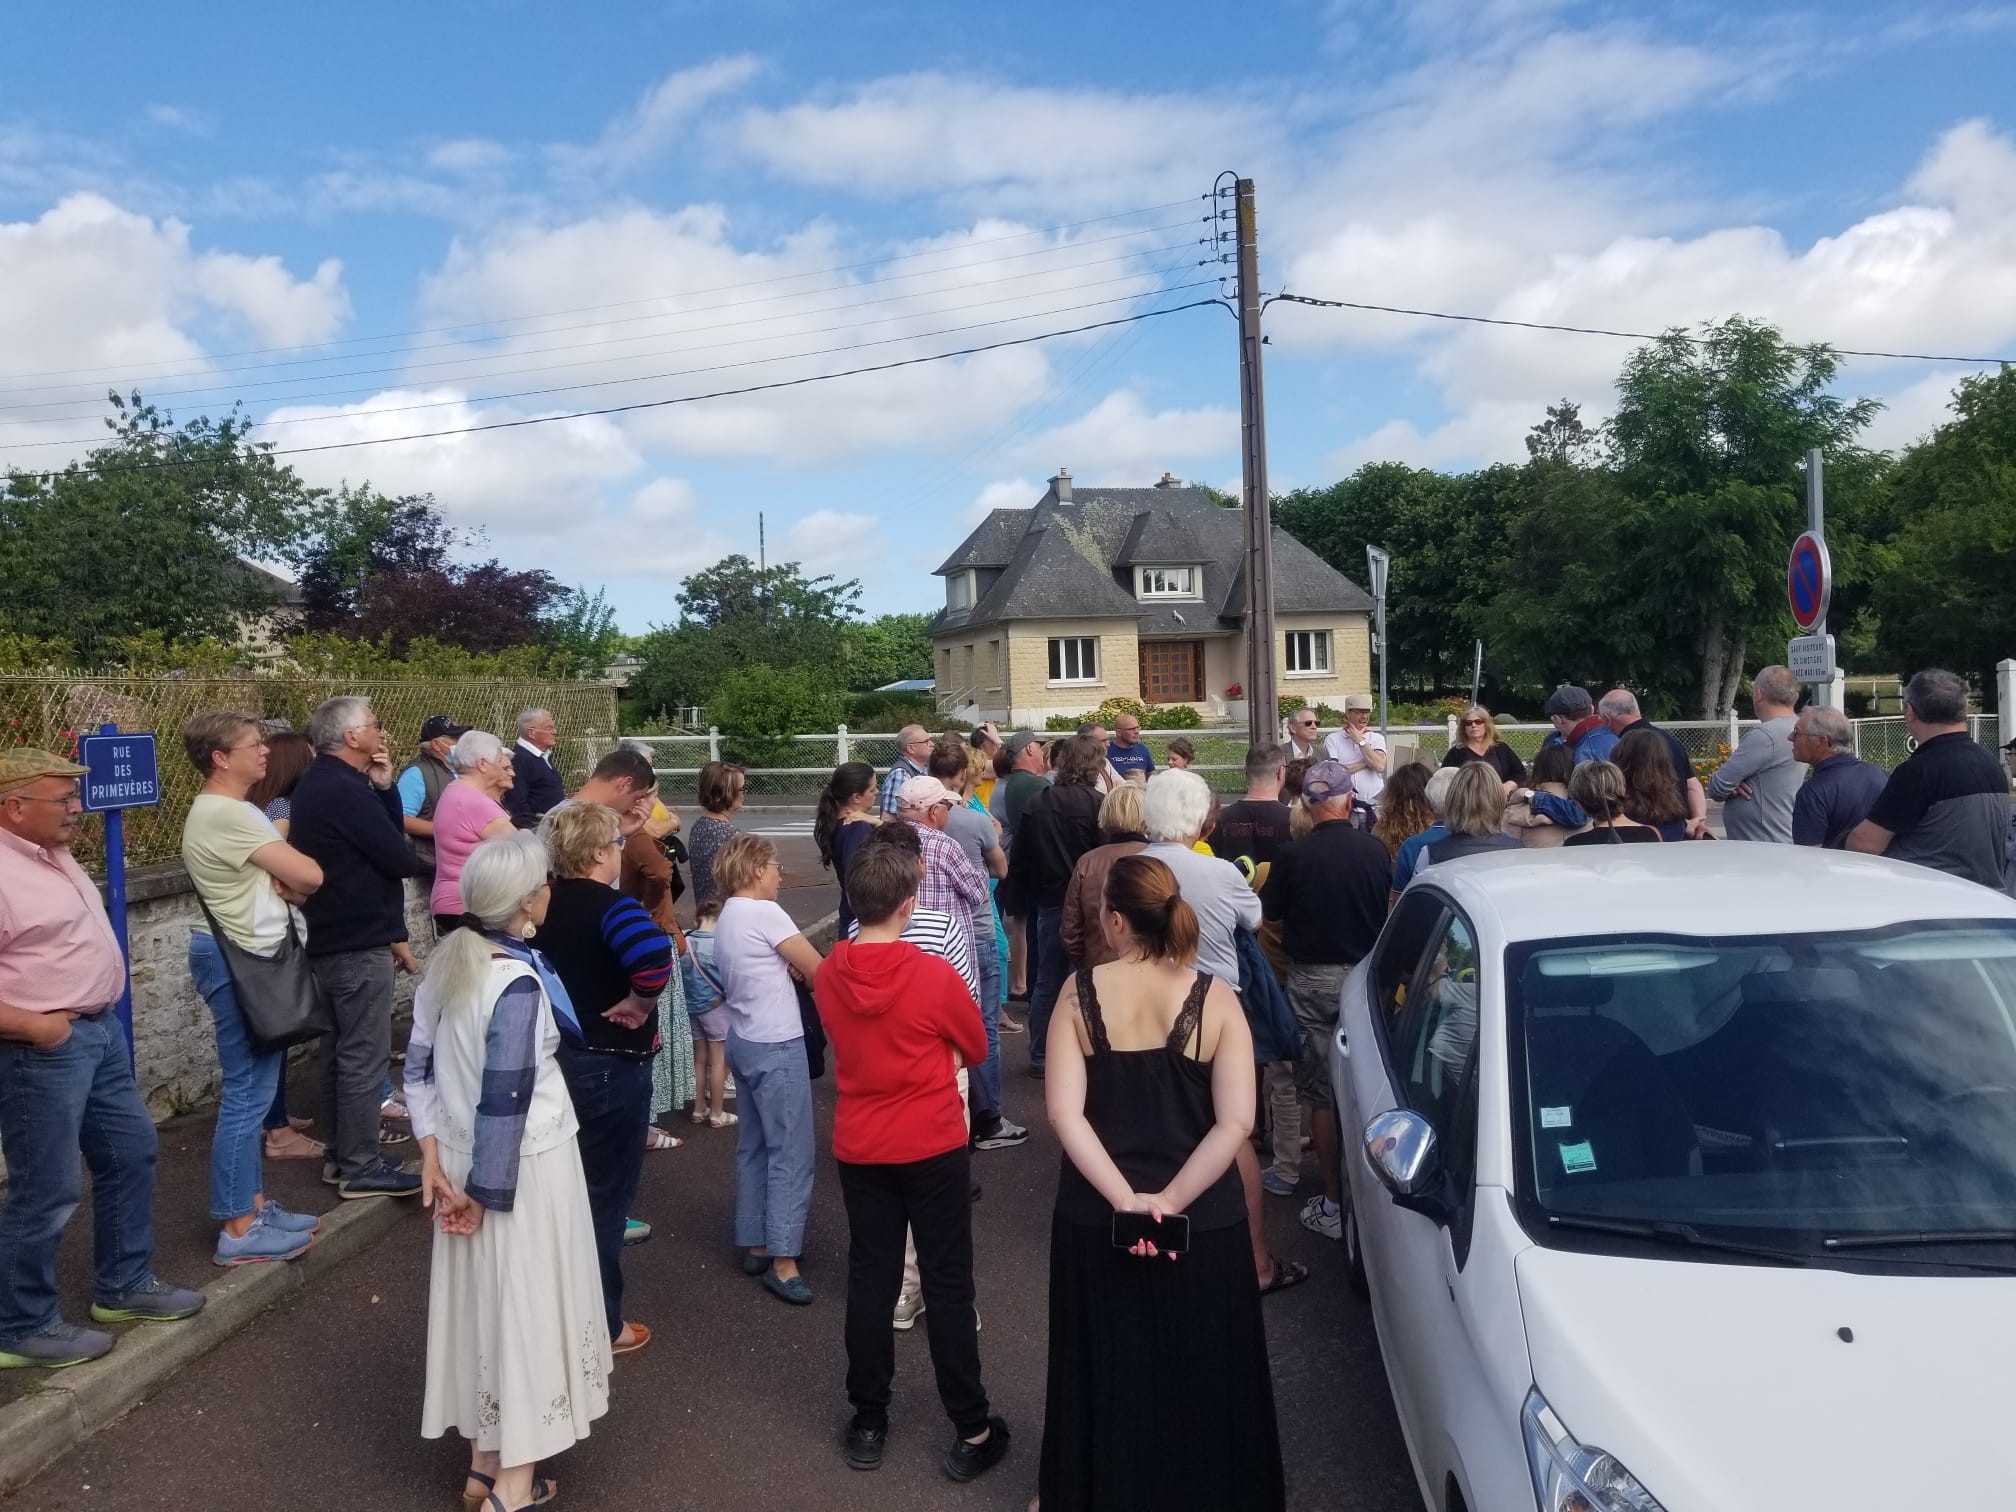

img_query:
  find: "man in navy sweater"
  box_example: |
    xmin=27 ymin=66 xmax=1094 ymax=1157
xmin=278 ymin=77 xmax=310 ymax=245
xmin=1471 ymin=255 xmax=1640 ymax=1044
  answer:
xmin=289 ymin=696 xmax=422 ymax=1199
xmin=505 ymin=707 xmax=566 ymax=830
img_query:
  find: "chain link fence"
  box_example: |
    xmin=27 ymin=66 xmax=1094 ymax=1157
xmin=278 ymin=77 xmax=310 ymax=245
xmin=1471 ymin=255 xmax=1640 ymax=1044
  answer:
xmin=1 ymin=675 xmax=617 ymax=873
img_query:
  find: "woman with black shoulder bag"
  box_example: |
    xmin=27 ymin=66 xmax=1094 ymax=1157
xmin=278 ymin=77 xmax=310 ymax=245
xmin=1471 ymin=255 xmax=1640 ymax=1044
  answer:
xmin=180 ymin=712 xmax=330 ymax=1268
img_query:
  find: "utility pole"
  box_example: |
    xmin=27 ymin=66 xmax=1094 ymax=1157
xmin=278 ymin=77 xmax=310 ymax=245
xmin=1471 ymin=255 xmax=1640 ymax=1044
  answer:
xmin=1228 ymin=175 xmax=1277 ymax=749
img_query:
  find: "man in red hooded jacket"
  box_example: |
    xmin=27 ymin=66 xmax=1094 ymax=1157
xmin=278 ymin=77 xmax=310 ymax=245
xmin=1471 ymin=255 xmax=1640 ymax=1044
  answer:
xmin=816 ymin=840 xmax=1009 ymax=1484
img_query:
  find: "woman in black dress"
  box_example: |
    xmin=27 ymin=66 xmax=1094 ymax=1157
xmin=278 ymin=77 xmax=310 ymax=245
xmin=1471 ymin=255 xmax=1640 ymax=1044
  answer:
xmin=1441 ymin=705 xmax=1527 ymax=786
xmin=1038 ymin=855 xmax=1283 ymax=1512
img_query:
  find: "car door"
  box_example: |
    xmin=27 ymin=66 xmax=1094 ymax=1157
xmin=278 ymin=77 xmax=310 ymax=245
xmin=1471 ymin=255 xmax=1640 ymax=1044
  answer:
xmin=1350 ymin=893 xmax=1489 ymax=1510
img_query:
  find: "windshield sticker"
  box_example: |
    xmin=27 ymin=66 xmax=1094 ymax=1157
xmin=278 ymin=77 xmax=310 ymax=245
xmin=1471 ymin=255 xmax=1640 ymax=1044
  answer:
xmin=1559 ymin=1141 xmax=1597 ymax=1175
xmin=1540 ymin=1106 xmax=1573 ymax=1129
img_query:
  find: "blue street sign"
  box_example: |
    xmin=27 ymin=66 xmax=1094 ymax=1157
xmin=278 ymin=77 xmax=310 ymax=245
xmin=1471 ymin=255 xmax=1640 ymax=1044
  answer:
xmin=79 ymin=732 xmax=160 ymax=812
xmin=1787 ymin=532 xmax=1831 ymax=632
xmin=78 ymin=726 xmax=160 ymax=1069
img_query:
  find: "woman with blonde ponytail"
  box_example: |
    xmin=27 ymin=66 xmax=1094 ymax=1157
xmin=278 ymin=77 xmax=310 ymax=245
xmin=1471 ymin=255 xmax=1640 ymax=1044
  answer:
xmin=404 ymin=831 xmax=610 ymax=1512
xmin=1037 ymin=855 xmax=1284 ymax=1512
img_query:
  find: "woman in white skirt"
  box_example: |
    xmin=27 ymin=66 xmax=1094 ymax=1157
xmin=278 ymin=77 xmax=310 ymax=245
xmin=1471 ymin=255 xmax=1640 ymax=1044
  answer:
xmin=405 ymin=831 xmax=611 ymax=1512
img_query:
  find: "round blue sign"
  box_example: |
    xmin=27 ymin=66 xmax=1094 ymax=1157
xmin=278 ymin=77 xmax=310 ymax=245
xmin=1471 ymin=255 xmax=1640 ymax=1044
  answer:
xmin=1787 ymin=532 xmax=1830 ymax=631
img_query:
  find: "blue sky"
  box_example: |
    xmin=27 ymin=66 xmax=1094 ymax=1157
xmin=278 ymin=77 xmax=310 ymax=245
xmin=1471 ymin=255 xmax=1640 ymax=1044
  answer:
xmin=1 ymin=1 xmax=2012 ymax=629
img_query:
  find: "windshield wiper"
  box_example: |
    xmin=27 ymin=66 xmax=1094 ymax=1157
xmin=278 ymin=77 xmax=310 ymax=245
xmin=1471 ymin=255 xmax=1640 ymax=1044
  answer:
xmin=1545 ymin=1214 xmax=1808 ymax=1266
xmin=1823 ymin=1228 xmax=2016 ymax=1251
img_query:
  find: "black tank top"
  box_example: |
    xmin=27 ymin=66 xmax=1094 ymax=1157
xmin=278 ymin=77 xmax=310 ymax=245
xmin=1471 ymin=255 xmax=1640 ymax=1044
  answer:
xmin=1053 ymin=968 xmax=1246 ymax=1231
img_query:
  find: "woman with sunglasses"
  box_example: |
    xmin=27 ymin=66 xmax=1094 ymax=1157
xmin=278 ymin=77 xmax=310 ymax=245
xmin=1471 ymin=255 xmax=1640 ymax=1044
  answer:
xmin=1440 ymin=705 xmax=1526 ymax=790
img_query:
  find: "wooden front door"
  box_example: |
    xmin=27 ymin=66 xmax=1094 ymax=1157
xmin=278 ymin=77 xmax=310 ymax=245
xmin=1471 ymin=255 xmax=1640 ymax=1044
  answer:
xmin=1138 ymin=640 xmax=1204 ymax=704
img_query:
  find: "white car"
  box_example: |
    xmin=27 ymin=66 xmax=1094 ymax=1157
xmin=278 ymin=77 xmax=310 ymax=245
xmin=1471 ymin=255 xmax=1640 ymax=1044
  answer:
xmin=1330 ymin=843 xmax=2016 ymax=1512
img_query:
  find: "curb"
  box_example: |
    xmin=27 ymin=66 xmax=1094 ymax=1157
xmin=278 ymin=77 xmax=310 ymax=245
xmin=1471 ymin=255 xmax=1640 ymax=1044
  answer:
xmin=0 ymin=1193 xmax=419 ymax=1497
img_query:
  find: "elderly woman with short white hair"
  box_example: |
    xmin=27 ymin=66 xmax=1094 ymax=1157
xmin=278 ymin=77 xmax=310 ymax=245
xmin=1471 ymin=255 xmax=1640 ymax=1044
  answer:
xmin=428 ymin=730 xmax=519 ymax=935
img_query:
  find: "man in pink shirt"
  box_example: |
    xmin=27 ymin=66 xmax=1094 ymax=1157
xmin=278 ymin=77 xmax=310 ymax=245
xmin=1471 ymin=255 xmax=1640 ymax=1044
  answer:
xmin=0 ymin=750 xmax=204 ymax=1369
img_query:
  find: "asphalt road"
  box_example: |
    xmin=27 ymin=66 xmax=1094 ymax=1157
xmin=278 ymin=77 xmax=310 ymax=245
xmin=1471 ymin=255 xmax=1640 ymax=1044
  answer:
xmin=8 ymin=820 xmax=1423 ymax=1510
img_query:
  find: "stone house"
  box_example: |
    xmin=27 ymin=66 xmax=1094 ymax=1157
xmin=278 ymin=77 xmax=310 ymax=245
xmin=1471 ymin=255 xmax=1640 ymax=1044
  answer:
xmin=929 ymin=470 xmax=1374 ymax=726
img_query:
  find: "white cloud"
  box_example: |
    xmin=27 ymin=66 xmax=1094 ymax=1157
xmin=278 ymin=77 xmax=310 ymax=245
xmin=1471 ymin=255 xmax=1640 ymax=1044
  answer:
xmin=779 ymin=508 xmax=882 ymax=578
xmin=146 ymin=104 xmax=212 ymax=136
xmin=1011 ymin=389 xmax=1239 ymax=483
xmin=554 ymin=56 xmax=764 ymax=179
xmin=263 ymin=388 xmax=644 ymax=528
xmin=734 ymin=72 xmax=1277 ymax=210
xmin=0 ymin=194 xmax=352 ymax=464
xmin=961 ymin=475 xmax=1040 ymax=524
xmin=426 ymin=137 xmax=514 ymax=175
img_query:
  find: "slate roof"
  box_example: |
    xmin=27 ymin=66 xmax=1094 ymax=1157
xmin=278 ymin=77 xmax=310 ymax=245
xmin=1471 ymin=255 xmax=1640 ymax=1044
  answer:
xmin=930 ymin=478 xmax=1372 ymax=637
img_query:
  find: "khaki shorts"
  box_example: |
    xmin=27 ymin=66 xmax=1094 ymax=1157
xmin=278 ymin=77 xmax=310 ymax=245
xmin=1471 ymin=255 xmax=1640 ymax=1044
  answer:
xmin=1287 ymin=962 xmax=1349 ymax=1108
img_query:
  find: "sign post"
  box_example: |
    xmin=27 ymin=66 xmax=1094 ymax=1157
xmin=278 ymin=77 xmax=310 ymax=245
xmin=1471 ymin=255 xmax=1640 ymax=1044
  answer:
xmin=1469 ymin=639 xmax=1484 ymax=711
xmin=1366 ymin=544 xmax=1391 ymax=738
xmin=78 ymin=724 xmax=161 ymax=1069
xmin=1787 ymin=449 xmax=1838 ymax=698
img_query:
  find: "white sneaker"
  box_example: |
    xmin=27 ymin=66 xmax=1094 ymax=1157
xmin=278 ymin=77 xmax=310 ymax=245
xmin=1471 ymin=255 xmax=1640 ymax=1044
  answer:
xmin=1300 ymin=1195 xmax=1343 ymax=1241
xmin=893 ymin=1291 xmax=926 ymax=1331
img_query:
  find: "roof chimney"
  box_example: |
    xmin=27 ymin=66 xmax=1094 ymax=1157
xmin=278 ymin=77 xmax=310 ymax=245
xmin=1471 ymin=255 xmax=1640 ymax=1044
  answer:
xmin=1050 ymin=467 xmax=1072 ymax=503
xmin=1155 ymin=472 xmax=1178 ymax=488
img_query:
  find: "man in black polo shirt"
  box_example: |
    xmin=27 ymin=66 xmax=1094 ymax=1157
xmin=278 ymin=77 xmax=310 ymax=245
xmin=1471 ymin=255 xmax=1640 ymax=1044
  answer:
xmin=1599 ymin=688 xmax=1707 ymax=837
xmin=1848 ymin=668 xmax=2010 ymax=889
xmin=1259 ymin=760 xmax=1391 ymax=1244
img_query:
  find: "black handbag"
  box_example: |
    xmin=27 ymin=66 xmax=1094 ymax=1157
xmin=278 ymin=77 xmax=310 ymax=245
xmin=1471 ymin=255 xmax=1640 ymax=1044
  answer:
xmin=195 ymin=898 xmax=333 ymax=1054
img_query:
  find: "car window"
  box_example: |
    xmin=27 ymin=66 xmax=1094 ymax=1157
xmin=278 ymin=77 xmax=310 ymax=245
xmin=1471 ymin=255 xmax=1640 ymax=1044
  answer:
xmin=1508 ymin=923 xmax=2016 ymax=1266
xmin=1393 ymin=910 xmax=1481 ymax=1135
xmin=1373 ymin=891 xmax=1447 ymax=1030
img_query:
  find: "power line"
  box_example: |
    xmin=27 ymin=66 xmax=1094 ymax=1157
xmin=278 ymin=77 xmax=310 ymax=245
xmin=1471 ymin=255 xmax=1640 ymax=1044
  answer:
xmin=0 ymin=224 xmax=1209 ymax=415
xmin=1271 ymin=293 xmax=2016 ymax=366
xmin=15 ymin=300 xmax=1224 ymax=477
xmin=0 ymin=276 xmax=1222 ymax=454
xmin=0 ymin=203 xmax=1207 ymax=393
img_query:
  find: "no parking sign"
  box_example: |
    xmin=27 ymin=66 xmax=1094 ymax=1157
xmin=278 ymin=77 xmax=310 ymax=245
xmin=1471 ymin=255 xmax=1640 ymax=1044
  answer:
xmin=1787 ymin=531 xmax=1831 ymax=632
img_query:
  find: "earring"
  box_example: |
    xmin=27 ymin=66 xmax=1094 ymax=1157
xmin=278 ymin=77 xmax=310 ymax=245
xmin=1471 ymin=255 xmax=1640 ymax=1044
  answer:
xmin=521 ymin=922 xmax=537 ymax=941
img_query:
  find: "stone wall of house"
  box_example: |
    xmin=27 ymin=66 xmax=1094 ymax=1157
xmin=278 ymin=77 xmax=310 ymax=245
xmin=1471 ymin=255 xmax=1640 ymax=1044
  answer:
xmin=1273 ymin=612 xmax=1373 ymax=709
xmin=122 ymin=864 xmax=435 ymax=1121
xmin=1003 ymin=618 xmax=1141 ymax=725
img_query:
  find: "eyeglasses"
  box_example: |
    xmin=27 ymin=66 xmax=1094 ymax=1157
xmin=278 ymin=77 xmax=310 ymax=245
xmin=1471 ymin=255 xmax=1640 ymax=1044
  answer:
xmin=1462 ymin=719 xmax=1486 ymax=728
xmin=11 ymin=792 xmax=82 ymax=808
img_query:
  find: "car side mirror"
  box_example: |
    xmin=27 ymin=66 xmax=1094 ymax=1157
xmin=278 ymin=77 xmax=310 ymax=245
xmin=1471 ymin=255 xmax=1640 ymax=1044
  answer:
xmin=1364 ymin=1109 xmax=1448 ymax=1223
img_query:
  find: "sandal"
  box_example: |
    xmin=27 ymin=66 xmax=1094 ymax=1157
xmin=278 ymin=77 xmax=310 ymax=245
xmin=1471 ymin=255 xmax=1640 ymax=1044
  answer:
xmin=1259 ymin=1256 xmax=1310 ymax=1296
xmin=263 ymin=1128 xmax=325 ymax=1161
xmin=644 ymin=1127 xmax=683 ymax=1151
xmin=709 ymin=1111 xmax=739 ymax=1129
xmin=690 ymin=1106 xmax=710 ymax=1125
xmin=612 ymin=1320 xmax=651 ymax=1356
xmin=378 ymin=1121 xmax=413 ymax=1146
xmin=463 ymin=1472 xmax=556 ymax=1511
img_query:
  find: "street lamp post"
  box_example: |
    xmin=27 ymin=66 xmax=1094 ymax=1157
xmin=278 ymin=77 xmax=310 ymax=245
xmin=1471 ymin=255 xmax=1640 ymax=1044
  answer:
xmin=1366 ymin=544 xmax=1391 ymax=738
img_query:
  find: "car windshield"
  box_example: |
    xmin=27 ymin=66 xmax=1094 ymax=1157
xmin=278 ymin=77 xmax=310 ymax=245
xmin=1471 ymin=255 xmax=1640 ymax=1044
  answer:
xmin=1508 ymin=923 xmax=2016 ymax=1260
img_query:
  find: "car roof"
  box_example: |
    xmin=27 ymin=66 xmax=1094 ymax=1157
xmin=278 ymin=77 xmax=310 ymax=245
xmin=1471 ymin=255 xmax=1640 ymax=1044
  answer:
xmin=1416 ymin=842 xmax=2016 ymax=943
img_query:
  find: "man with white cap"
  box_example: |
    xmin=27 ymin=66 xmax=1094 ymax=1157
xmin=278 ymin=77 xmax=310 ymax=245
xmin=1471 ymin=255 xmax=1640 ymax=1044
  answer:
xmin=895 ymin=776 xmax=992 ymax=974
xmin=0 ymin=750 xmax=205 ymax=1368
xmin=1320 ymin=693 xmax=1387 ymax=821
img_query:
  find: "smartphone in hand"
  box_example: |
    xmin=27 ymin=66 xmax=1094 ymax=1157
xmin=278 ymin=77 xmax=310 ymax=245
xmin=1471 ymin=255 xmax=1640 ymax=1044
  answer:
xmin=1112 ymin=1210 xmax=1190 ymax=1255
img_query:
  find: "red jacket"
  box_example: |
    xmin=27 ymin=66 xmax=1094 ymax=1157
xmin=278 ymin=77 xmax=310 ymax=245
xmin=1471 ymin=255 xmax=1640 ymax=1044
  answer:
xmin=815 ymin=939 xmax=988 ymax=1165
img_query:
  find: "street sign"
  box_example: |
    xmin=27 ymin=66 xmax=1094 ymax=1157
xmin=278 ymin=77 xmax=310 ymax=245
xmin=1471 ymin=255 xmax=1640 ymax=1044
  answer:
xmin=78 ymin=732 xmax=160 ymax=811
xmin=1788 ymin=633 xmax=1836 ymax=683
xmin=1787 ymin=531 xmax=1831 ymax=632
xmin=78 ymin=726 xmax=161 ymax=1070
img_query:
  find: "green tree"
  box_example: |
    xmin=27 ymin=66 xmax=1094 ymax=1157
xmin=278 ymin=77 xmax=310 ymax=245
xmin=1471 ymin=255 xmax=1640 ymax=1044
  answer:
xmin=628 ymin=554 xmax=863 ymax=717
xmin=0 ymin=395 xmax=314 ymax=664
xmin=1606 ymin=317 xmax=1880 ymax=715
xmin=711 ymin=664 xmax=844 ymax=767
xmin=844 ymin=612 xmax=934 ymax=690
xmin=1872 ymin=366 xmax=2016 ymax=688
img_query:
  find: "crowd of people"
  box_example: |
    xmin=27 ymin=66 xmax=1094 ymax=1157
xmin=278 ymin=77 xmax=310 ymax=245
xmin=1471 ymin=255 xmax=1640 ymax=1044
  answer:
xmin=0 ymin=664 xmax=2011 ymax=1508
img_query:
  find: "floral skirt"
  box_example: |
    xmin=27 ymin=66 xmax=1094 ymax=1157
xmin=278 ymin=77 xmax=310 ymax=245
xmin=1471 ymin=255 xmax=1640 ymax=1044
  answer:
xmin=651 ymin=957 xmax=697 ymax=1116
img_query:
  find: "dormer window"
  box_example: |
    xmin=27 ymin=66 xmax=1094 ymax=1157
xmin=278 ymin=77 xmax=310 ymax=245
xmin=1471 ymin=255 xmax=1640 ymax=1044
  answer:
xmin=946 ymin=570 xmax=976 ymax=610
xmin=1135 ymin=566 xmax=1199 ymax=600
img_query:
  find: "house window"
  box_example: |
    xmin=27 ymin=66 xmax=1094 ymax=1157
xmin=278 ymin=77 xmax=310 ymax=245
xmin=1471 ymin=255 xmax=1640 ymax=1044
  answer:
xmin=1135 ymin=566 xmax=1198 ymax=599
xmin=1285 ymin=630 xmax=1332 ymax=675
xmin=1048 ymin=636 xmax=1100 ymax=684
xmin=946 ymin=571 xmax=973 ymax=610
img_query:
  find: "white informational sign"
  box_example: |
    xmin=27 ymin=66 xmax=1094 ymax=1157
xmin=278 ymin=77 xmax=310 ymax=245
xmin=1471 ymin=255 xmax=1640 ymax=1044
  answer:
xmin=1788 ymin=633 xmax=1837 ymax=684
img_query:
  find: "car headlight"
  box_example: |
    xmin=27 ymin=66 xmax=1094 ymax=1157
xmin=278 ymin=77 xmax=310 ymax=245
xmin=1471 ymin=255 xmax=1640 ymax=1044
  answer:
xmin=1521 ymin=1388 xmax=1667 ymax=1512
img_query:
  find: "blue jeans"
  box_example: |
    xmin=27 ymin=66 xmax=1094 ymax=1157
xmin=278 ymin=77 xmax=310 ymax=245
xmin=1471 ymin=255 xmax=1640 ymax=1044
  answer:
xmin=969 ymin=917 xmax=1003 ymax=1122
xmin=0 ymin=1015 xmax=158 ymax=1344
xmin=557 ymin=1044 xmax=652 ymax=1341
xmin=727 ymin=1034 xmax=814 ymax=1257
xmin=189 ymin=931 xmax=285 ymax=1222
xmin=1028 ymin=905 xmax=1068 ymax=1069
